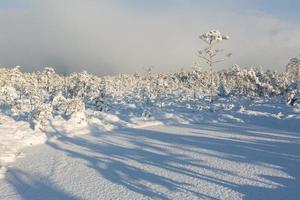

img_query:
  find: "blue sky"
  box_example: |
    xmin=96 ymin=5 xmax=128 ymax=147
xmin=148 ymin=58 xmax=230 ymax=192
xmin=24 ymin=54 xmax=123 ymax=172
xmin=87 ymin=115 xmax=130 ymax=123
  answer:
xmin=0 ymin=0 xmax=299 ymax=73
xmin=0 ymin=0 xmax=299 ymax=21
xmin=1 ymin=0 xmax=299 ymax=20
xmin=125 ymin=0 xmax=300 ymax=20
xmin=247 ymin=0 xmax=300 ymax=21
xmin=0 ymin=0 xmax=27 ymax=10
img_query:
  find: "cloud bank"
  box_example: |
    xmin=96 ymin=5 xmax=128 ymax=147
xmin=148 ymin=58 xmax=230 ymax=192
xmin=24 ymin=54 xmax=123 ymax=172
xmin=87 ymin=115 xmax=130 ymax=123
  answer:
xmin=0 ymin=0 xmax=299 ymax=74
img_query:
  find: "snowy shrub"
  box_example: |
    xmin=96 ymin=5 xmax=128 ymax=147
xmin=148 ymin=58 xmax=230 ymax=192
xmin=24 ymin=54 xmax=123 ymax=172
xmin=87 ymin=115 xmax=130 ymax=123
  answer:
xmin=0 ymin=86 xmax=18 ymax=110
xmin=64 ymin=98 xmax=85 ymax=117
xmin=217 ymin=81 xmax=229 ymax=97
xmin=0 ymin=57 xmax=298 ymax=128
xmin=91 ymin=96 xmax=110 ymax=112
xmin=30 ymin=103 xmax=53 ymax=130
xmin=142 ymin=109 xmax=151 ymax=119
xmin=11 ymin=99 xmax=31 ymax=117
xmin=52 ymin=92 xmax=68 ymax=116
xmin=286 ymin=81 xmax=300 ymax=106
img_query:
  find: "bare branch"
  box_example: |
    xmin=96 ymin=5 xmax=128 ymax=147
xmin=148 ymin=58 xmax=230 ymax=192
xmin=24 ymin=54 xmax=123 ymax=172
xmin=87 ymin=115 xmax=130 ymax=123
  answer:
xmin=212 ymin=59 xmax=226 ymax=64
xmin=198 ymin=55 xmax=210 ymax=63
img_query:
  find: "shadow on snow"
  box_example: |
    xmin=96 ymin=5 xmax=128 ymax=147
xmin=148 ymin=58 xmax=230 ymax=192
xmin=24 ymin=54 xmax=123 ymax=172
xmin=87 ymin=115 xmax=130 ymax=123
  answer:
xmin=41 ymin=121 xmax=300 ymax=199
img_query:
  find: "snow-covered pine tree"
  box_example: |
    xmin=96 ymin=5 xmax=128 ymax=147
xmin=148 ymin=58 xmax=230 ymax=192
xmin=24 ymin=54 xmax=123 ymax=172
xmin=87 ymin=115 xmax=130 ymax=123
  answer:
xmin=217 ymin=81 xmax=229 ymax=97
xmin=198 ymin=30 xmax=231 ymax=103
xmin=286 ymin=56 xmax=300 ymax=82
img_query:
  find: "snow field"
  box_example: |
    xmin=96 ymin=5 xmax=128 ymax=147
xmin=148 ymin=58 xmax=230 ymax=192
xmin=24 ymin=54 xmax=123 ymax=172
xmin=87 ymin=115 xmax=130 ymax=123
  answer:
xmin=1 ymin=122 xmax=299 ymax=199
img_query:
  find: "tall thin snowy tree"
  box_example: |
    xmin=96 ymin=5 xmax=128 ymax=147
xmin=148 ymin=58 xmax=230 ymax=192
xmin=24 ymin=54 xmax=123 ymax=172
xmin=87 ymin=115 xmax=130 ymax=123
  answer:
xmin=198 ymin=30 xmax=231 ymax=103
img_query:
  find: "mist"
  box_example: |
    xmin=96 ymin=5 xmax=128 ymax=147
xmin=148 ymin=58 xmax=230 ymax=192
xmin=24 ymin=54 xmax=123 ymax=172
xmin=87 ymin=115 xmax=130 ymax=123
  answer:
xmin=0 ymin=0 xmax=299 ymax=74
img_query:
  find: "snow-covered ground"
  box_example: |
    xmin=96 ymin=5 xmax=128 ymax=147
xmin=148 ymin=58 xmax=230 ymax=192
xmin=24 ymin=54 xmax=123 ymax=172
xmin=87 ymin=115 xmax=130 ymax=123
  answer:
xmin=1 ymin=122 xmax=300 ymax=200
xmin=0 ymin=111 xmax=162 ymax=180
xmin=0 ymin=115 xmax=46 ymax=179
xmin=0 ymin=101 xmax=300 ymax=199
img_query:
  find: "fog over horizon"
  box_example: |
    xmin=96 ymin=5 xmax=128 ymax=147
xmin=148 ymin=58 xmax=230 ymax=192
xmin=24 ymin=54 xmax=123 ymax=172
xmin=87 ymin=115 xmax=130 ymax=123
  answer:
xmin=0 ymin=0 xmax=299 ymax=74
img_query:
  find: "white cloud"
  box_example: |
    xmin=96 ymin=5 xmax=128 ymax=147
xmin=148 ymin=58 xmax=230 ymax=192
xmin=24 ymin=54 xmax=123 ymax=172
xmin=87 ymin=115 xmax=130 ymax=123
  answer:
xmin=0 ymin=0 xmax=299 ymax=74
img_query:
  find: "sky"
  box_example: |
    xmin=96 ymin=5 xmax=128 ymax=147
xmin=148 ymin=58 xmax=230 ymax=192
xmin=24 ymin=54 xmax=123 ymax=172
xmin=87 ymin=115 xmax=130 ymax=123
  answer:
xmin=0 ymin=0 xmax=299 ymax=74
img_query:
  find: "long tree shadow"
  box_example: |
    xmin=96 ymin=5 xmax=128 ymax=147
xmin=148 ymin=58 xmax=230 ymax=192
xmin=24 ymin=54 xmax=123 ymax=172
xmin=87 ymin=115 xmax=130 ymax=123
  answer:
xmin=45 ymin=121 xmax=300 ymax=199
xmin=46 ymin=133 xmax=219 ymax=199
xmin=176 ymin=122 xmax=300 ymax=199
xmin=3 ymin=169 xmax=76 ymax=200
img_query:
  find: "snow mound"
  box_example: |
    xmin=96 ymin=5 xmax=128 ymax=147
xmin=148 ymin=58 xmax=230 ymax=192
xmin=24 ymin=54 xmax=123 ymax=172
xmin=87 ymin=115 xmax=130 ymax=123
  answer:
xmin=0 ymin=114 xmax=46 ymax=179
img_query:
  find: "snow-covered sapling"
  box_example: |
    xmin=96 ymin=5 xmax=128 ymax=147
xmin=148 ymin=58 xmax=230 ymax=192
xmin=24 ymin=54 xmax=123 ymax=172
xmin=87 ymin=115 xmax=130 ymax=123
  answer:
xmin=198 ymin=30 xmax=231 ymax=103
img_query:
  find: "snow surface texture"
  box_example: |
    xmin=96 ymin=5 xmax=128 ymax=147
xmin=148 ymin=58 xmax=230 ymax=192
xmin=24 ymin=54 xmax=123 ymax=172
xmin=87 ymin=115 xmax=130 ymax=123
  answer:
xmin=0 ymin=101 xmax=300 ymax=199
xmin=0 ymin=123 xmax=299 ymax=200
xmin=0 ymin=114 xmax=46 ymax=179
xmin=0 ymin=110 xmax=162 ymax=180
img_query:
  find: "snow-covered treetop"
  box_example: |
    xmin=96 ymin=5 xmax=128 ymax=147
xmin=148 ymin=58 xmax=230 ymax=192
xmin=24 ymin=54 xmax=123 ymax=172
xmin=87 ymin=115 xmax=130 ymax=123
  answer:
xmin=43 ymin=67 xmax=55 ymax=74
xmin=286 ymin=56 xmax=300 ymax=81
xmin=199 ymin=30 xmax=229 ymax=44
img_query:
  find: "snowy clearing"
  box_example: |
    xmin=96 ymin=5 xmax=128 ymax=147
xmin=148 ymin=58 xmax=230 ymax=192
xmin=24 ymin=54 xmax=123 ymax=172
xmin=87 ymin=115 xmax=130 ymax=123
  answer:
xmin=1 ymin=121 xmax=300 ymax=199
xmin=1 ymin=65 xmax=300 ymax=199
